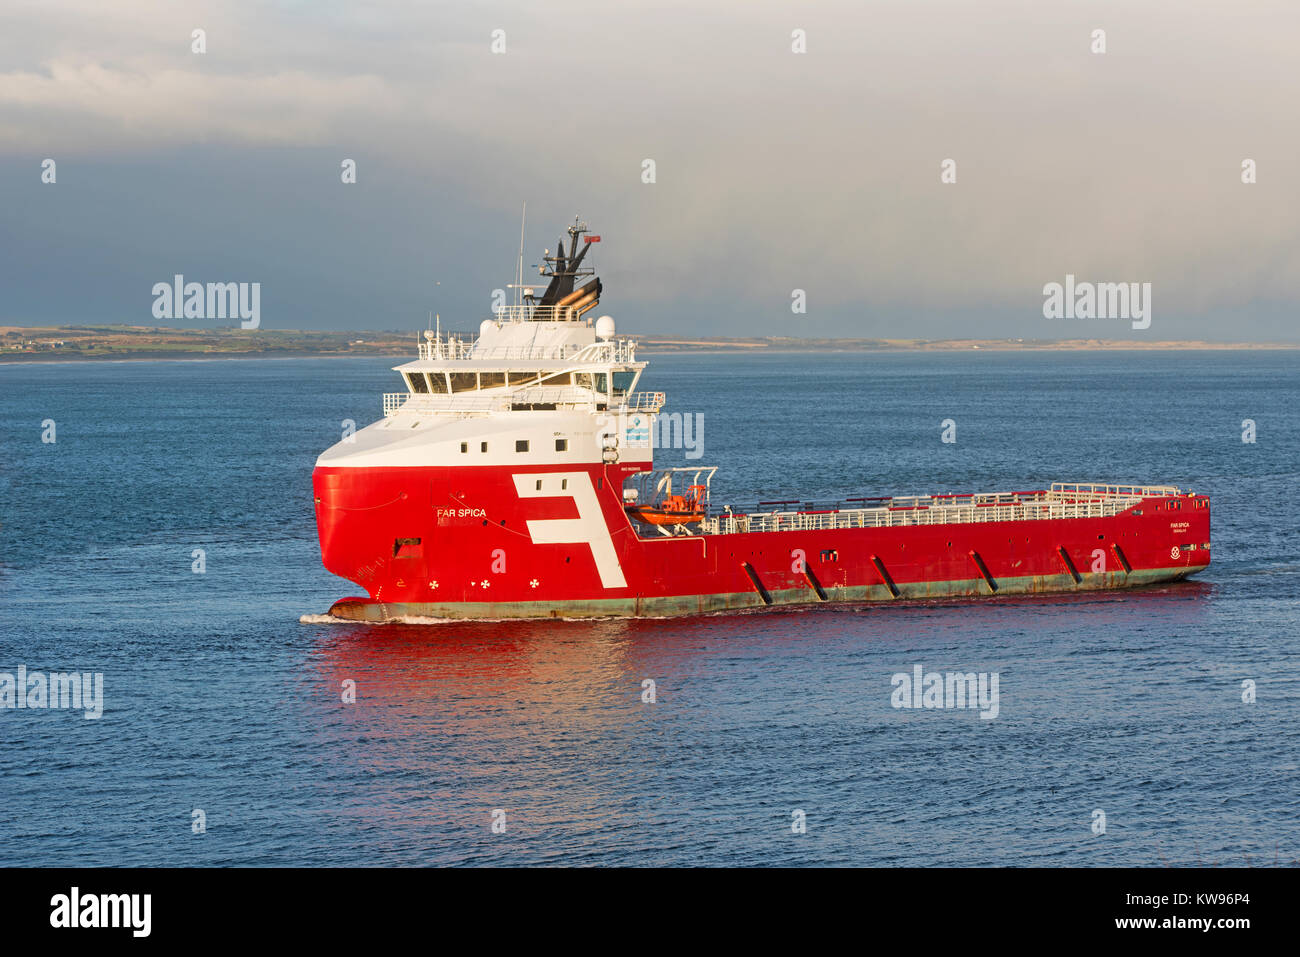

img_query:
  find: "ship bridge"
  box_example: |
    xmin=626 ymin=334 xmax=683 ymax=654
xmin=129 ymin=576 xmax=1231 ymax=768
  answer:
xmin=384 ymin=219 xmax=661 ymax=418
xmin=386 ymin=327 xmax=655 ymax=416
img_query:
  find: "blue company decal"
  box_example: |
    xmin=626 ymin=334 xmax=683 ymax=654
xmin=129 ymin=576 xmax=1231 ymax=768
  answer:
xmin=625 ymin=414 xmax=651 ymax=447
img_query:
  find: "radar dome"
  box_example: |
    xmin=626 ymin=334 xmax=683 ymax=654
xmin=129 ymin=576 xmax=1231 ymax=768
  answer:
xmin=595 ymin=315 xmax=616 ymax=340
xmin=479 ymin=319 xmax=497 ymax=337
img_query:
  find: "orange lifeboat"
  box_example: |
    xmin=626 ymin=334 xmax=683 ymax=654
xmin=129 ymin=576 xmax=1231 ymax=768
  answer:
xmin=626 ymin=487 xmax=707 ymax=526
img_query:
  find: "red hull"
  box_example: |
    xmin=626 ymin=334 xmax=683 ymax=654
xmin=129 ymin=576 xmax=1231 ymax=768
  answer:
xmin=313 ymin=463 xmax=1211 ymax=620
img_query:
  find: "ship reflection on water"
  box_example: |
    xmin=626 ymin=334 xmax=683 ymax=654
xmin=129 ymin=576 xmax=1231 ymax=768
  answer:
xmin=308 ymin=581 xmax=1214 ymax=691
xmin=295 ymin=581 xmax=1214 ymax=864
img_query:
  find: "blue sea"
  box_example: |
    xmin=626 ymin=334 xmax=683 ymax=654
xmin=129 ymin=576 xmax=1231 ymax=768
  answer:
xmin=1 ymin=350 xmax=1297 ymax=866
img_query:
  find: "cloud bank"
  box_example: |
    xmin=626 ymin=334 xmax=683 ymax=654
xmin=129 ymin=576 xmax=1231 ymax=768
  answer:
xmin=1 ymin=0 xmax=1296 ymax=339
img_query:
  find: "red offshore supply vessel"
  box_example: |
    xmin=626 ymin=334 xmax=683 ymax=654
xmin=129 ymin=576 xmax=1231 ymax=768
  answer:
xmin=312 ymin=220 xmax=1210 ymax=621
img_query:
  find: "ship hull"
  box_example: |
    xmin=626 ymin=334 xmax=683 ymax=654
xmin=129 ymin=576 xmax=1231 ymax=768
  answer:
xmin=326 ymin=566 xmax=1205 ymax=621
xmin=313 ymin=463 xmax=1211 ymax=622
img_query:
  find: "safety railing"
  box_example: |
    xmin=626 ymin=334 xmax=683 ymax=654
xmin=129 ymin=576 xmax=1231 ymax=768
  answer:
xmin=416 ymin=336 xmax=476 ymax=361
xmin=384 ymin=386 xmax=607 ymax=416
xmin=1049 ymin=482 xmax=1180 ymax=499
xmin=414 ymin=335 xmax=638 ymax=363
xmin=698 ymin=485 xmax=1180 ymax=536
xmin=489 ymin=304 xmax=597 ymax=324
xmin=619 ymin=391 xmax=666 ymax=412
xmin=384 ymin=392 xmax=502 ymax=416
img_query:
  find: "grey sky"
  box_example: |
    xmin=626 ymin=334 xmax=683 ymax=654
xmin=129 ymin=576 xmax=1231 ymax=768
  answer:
xmin=1 ymin=0 xmax=1297 ymax=339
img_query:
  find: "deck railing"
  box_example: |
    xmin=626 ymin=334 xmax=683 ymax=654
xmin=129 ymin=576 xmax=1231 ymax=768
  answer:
xmin=1049 ymin=482 xmax=1180 ymax=499
xmin=697 ymin=485 xmax=1181 ymax=536
xmin=415 ymin=333 xmax=638 ymax=363
xmin=416 ymin=336 xmax=476 ymax=361
xmin=489 ymin=304 xmax=599 ymax=324
xmin=383 ymin=392 xmax=500 ymax=415
xmin=622 ymin=391 xmax=666 ymax=412
xmin=383 ymin=386 xmax=666 ymax=417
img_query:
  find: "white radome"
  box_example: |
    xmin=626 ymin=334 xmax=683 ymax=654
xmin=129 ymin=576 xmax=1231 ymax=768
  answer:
xmin=479 ymin=318 xmax=496 ymax=337
xmin=595 ymin=315 xmax=616 ymax=340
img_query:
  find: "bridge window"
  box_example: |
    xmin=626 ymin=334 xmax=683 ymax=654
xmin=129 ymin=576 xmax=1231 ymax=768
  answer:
xmin=407 ymin=372 xmax=428 ymax=393
xmin=479 ymin=371 xmax=505 ymax=388
xmin=426 ymin=373 xmax=448 ymax=394
xmin=508 ymin=371 xmax=536 ymax=386
xmin=539 ymin=372 xmax=571 ymax=387
xmin=449 ymin=372 xmax=477 ymax=393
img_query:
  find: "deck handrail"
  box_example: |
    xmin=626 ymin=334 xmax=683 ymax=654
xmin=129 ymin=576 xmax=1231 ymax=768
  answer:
xmin=696 ymin=484 xmax=1182 ymax=536
xmin=415 ymin=335 xmax=638 ymax=363
xmin=622 ymin=391 xmax=666 ymax=412
xmin=382 ymin=387 xmax=666 ymax=416
xmin=1050 ymin=482 xmax=1180 ymax=498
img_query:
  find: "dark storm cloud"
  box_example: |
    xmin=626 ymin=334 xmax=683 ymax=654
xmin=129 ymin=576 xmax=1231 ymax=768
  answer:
xmin=1 ymin=0 xmax=1297 ymax=339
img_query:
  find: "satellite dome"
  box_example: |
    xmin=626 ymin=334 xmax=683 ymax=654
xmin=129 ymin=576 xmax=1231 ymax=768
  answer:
xmin=595 ymin=315 xmax=616 ymax=340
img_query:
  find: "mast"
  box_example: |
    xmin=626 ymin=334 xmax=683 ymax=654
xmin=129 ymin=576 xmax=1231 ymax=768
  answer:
xmin=537 ymin=217 xmax=597 ymax=307
xmin=515 ymin=202 xmax=526 ymax=309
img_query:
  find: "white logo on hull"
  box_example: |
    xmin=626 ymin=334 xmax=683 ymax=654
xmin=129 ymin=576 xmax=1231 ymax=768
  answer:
xmin=512 ymin=472 xmax=627 ymax=589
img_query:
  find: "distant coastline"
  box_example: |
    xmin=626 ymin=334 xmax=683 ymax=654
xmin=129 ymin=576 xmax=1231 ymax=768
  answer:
xmin=637 ymin=336 xmax=1299 ymax=353
xmin=1 ymin=324 xmax=1295 ymax=363
xmin=0 ymin=326 xmax=419 ymax=363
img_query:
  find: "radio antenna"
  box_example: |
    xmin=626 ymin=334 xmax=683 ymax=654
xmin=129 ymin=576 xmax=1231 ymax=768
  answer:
xmin=515 ymin=202 xmax=526 ymax=308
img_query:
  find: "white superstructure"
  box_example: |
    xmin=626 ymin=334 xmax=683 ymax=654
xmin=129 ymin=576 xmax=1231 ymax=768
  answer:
xmin=316 ymin=220 xmax=661 ymax=471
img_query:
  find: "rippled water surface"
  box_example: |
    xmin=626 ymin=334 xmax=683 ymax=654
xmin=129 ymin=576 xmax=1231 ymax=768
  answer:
xmin=1 ymin=351 xmax=1297 ymax=865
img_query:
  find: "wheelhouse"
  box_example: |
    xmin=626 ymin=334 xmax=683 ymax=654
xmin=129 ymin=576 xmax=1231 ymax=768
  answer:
xmin=383 ymin=219 xmax=659 ymax=417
